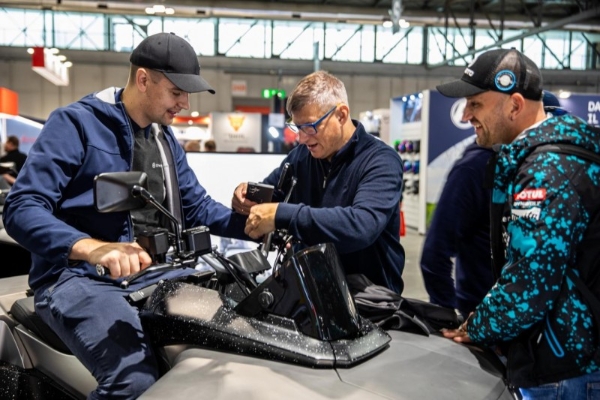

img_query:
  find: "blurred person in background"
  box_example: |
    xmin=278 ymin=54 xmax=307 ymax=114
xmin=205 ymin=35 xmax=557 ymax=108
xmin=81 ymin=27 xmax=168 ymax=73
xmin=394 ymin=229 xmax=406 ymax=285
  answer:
xmin=184 ymin=140 xmax=201 ymax=152
xmin=419 ymin=140 xmax=494 ymax=319
xmin=1 ymin=135 xmax=28 ymax=186
xmin=204 ymin=139 xmax=216 ymax=152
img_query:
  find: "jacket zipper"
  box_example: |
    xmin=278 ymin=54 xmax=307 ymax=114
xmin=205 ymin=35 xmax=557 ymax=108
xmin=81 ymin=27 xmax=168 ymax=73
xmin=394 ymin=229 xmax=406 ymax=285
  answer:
xmin=125 ymin=111 xmax=136 ymax=241
xmin=319 ymin=160 xmax=331 ymax=189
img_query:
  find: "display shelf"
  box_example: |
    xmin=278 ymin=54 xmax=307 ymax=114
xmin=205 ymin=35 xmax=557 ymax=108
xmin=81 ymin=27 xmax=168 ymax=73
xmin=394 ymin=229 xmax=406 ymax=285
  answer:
xmin=390 ymin=91 xmax=429 ymax=234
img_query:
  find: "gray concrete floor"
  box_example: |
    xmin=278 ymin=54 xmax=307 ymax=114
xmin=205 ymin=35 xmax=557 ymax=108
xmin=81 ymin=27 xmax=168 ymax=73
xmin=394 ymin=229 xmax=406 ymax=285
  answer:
xmin=399 ymin=228 xmax=428 ymax=302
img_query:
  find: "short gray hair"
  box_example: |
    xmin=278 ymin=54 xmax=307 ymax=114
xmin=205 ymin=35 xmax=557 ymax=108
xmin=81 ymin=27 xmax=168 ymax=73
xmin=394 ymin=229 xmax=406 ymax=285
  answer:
xmin=286 ymin=71 xmax=348 ymax=115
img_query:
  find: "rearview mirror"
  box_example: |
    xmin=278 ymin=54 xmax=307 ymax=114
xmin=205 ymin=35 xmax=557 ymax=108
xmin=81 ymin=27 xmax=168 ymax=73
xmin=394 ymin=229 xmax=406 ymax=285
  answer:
xmin=94 ymin=171 xmax=148 ymax=213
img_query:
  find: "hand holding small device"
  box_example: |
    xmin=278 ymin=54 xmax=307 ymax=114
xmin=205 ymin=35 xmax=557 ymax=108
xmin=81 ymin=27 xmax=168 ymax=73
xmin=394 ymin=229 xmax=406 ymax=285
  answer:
xmin=245 ymin=182 xmax=274 ymax=204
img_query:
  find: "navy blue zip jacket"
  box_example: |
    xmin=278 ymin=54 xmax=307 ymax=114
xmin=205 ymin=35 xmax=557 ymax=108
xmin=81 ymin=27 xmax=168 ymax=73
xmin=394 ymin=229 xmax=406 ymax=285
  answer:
xmin=262 ymin=121 xmax=405 ymax=294
xmin=420 ymin=141 xmax=494 ymax=317
xmin=3 ymin=87 xmax=248 ymax=291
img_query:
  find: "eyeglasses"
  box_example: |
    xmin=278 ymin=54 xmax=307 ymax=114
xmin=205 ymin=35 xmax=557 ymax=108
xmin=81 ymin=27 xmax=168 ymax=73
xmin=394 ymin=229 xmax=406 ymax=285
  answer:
xmin=286 ymin=105 xmax=337 ymax=135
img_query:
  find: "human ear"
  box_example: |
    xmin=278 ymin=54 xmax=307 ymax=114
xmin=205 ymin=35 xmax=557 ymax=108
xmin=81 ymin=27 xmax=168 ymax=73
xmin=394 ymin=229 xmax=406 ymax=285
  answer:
xmin=509 ymin=93 xmax=525 ymax=119
xmin=337 ymin=104 xmax=350 ymax=124
xmin=137 ymin=68 xmax=150 ymax=92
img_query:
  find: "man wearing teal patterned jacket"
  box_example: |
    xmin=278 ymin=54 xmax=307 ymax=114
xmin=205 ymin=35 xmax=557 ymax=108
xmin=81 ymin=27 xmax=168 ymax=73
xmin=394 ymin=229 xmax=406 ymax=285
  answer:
xmin=437 ymin=48 xmax=600 ymax=400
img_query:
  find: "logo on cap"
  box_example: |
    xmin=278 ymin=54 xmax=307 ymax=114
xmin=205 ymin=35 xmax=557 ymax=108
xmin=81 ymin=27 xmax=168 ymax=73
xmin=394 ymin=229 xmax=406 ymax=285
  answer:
xmin=464 ymin=58 xmax=477 ymax=77
xmin=494 ymin=70 xmax=516 ymax=92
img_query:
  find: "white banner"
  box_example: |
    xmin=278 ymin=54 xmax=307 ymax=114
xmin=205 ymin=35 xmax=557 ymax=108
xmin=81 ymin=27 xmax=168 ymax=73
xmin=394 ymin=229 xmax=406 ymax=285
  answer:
xmin=209 ymin=112 xmax=262 ymax=152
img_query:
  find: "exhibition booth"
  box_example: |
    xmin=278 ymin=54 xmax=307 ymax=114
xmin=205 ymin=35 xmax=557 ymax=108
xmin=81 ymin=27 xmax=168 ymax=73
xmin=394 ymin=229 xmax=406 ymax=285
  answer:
xmin=390 ymin=90 xmax=600 ymax=235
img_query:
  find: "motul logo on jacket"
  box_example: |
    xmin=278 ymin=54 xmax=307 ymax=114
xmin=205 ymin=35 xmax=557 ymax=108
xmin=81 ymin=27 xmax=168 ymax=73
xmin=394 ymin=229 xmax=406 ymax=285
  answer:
xmin=513 ymin=189 xmax=547 ymax=201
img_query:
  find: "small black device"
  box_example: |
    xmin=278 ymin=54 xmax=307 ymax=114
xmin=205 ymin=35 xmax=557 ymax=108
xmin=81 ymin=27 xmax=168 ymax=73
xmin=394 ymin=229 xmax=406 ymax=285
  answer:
xmin=246 ymin=182 xmax=274 ymax=204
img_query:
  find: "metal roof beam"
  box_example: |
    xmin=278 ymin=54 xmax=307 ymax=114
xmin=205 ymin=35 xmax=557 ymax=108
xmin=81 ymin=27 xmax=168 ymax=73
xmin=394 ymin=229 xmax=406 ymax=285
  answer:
xmin=429 ymin=6 xmax=600 ymax=68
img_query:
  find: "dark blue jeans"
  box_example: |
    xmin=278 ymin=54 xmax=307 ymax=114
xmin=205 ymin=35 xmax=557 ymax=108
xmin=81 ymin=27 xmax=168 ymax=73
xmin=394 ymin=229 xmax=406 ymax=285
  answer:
xmin=520 ymin=370 xmax=600 ymax=400
xmin=34 ymin=268 xmax=195 ymax=400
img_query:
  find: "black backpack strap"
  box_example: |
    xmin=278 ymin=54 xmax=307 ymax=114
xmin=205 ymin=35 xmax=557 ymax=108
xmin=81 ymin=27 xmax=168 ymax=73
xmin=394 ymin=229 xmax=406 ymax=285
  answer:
xmin=531 ymin=143 xmax=600 ymax=166
xmin=532 ymin=143 xmax=600 ymax=331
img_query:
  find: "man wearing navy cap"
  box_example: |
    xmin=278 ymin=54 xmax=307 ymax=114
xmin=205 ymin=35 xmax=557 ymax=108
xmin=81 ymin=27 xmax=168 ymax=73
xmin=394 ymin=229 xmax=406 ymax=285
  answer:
xmin=3 ymin=32 xmax=249 ymax=399
xmin=439 ymin=48 xmax=600 ymax=399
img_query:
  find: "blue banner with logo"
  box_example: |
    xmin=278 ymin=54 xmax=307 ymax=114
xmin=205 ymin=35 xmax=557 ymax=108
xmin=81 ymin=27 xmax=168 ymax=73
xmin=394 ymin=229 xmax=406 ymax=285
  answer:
xmin=558 ymin=94 xmax=600 ymax=127
xmin=427 ymin=91 xmax=475 ymax=164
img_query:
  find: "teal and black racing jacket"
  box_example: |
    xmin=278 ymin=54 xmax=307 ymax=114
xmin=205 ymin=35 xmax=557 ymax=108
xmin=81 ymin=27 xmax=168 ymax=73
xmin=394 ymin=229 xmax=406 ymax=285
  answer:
xmin=466 ymin=114 xmax=600 ymax=387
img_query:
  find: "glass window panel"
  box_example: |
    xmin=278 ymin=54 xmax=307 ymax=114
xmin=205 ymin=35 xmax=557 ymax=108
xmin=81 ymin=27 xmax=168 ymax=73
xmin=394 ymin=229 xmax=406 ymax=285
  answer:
xmin=219 ymin=19 xmax=269 ymax=58
xmin=425 ymin=28 xmax=445 ymax=65
xmin=360 ymin=25 xmax=375 ymax=62
xmin=0 ymin=7 xmax=597 ymax=72
xmin=406 ymin=28 xmax=423 ymax=64
xmin=110 ymin=16 xmax=163 ymax=52
xmin=543 ymin=38 xmax=566 ymax=69
xmin=570 ymin=36 xmax=587 ymax=70
xmin=51 ymin=12 xmax=105 ymax=50
xmin=324 ymin=23 xmax=363 ymax=62
xmin=523 ymin=37 xmax=543 ymax=67
xmin=112 ymin=21 xmax=135 ymax=52
xmin=0 ymin=8 xmax=45 ymax=46
xmin=474 ymin=32 xmax=496 ymax=52
xmin=376 ymin=27 xmax=423 ymax=64
xmin=163 ymin=18 xmax=217 ymax=56
xmin=273 ymin=21 xmax=322 ymax=60
xmin=377 ymin=28 xmax=410 ymax=63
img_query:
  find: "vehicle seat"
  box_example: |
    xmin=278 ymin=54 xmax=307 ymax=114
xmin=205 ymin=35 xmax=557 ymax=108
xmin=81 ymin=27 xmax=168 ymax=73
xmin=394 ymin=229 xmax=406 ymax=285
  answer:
xmin=10 ymin=296 xmax=72 ymax=354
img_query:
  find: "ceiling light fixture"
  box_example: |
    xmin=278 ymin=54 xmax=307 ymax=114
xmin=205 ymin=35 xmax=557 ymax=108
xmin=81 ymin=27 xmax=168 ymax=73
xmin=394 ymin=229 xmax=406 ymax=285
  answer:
xmin=558 ymin=90 xmax=572 ymax=99
xmin=31 ymin=47 xmax=70 ymax=86
xmin=146 ymin=5 xmax=175 ymax=15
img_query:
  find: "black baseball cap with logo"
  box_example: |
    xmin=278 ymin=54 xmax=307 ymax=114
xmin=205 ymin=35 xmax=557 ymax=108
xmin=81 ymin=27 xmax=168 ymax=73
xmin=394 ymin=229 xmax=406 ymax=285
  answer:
xmin=130 ymin=32 xmax=215 ymax=94
xmin=436 ymin=49 xmax=543 ymax=101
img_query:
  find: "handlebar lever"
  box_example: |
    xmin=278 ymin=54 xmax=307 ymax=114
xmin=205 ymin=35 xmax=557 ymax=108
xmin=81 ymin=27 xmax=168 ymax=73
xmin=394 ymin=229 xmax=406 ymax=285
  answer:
xmin=119 ymin=258 xmax=197 ymax=289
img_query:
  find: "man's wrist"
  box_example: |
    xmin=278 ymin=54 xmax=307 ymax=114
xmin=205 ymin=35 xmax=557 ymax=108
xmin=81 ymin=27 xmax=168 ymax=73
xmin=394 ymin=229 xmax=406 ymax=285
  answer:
xmin=69 ymin=237 xmax=105 ymax=262
xmin=459 ymin=313 xmax=473 ymax=333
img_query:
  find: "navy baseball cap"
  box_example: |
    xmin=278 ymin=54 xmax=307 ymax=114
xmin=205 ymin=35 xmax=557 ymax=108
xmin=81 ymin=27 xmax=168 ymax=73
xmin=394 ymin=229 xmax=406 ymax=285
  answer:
xmin=542 ymin=90 xmax=568 ymax=116
xmin=130 ymin=32 xmax=215 ymax=94
xmin=436 ymin=49 xmax=543 ymax=101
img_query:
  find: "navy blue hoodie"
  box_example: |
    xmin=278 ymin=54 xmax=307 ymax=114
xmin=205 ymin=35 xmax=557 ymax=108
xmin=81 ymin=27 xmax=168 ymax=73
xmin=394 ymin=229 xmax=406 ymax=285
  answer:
xmin=3 ymin=87 xmax=248 ymax=291
xmin=420 ymin=141 xmax=494 ymax=317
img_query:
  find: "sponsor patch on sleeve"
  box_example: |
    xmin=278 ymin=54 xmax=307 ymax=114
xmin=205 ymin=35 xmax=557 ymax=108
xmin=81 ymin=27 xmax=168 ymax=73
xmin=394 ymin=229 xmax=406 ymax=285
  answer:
xmin=510 ymin=207 xmax=541 ymax=221
xmin=513 ymin=188 xmax=546 ymax=209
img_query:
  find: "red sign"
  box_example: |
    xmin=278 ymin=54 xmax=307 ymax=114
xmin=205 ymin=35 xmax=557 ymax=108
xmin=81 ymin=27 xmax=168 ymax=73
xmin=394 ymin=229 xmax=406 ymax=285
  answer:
xmin=31 ymin=47 xmax=69 ymax=86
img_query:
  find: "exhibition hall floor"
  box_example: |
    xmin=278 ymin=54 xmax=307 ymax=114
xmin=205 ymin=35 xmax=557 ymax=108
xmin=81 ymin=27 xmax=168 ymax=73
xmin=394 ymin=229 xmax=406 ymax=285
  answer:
xmin=399 ymin=228 xmax=428 ymax=302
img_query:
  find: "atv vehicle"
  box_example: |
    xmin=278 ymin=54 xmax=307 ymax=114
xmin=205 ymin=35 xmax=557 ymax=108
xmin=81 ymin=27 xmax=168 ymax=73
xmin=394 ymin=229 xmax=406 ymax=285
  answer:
xmin=0 ymin=170 xmax=516 ymax=400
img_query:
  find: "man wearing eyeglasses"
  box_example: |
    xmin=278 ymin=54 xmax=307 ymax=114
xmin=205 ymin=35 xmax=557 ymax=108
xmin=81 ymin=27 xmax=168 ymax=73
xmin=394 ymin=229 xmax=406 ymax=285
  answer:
xmin=232 ymin=71 xmax=405 ymax=294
